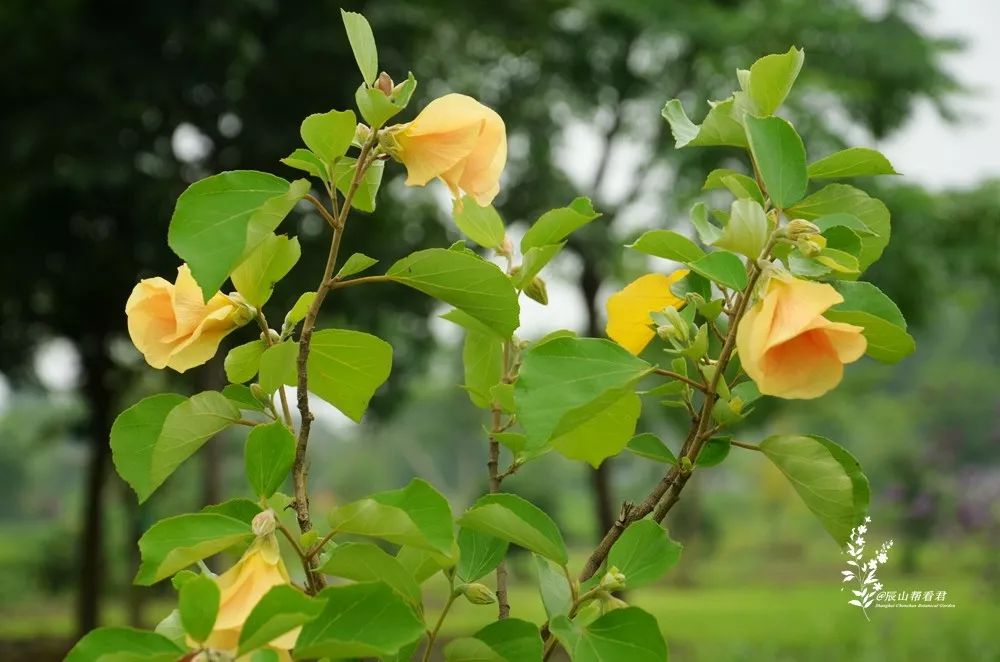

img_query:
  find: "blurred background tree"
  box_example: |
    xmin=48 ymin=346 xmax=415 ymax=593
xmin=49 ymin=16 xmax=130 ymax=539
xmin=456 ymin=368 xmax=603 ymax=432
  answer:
xmin=1 ymin=0 xmax=997 ymax=659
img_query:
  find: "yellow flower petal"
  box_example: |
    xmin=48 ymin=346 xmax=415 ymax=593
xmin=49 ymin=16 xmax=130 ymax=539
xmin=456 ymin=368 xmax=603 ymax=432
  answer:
xmin=605 ymin=270 xmax=688 ymax=355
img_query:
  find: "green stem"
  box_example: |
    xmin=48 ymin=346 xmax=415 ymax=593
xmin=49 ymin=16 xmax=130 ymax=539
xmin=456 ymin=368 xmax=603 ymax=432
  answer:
xmin=423 ymin=590 xmax=457 ymax=662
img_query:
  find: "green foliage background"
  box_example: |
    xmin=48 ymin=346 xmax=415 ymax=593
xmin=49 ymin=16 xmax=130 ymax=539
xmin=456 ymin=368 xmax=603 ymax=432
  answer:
xmin=0 ymin=0 xmax=997 ymax=660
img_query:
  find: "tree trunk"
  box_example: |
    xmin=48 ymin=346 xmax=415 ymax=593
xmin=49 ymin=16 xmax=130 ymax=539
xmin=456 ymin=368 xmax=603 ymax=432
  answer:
xmin=76 ymin=341 xmax=112 ymax=637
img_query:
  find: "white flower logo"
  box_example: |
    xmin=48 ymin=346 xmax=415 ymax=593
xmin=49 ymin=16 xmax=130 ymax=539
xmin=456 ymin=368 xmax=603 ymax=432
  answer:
xmin=841 ymin=516 xmax=894 ymax=621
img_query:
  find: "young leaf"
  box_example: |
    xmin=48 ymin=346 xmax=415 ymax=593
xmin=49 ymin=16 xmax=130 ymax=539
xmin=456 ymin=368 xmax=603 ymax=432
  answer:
xmin=534 ymin=554 xmax=572 ymax=619
xmin=626 ymin=433 xmax=677 ymax=465
xmin=284 ymin=292 xmax=316 ymax=329
xmin=512 ymin=243 xmax=564 ymax=289
xmin=759 ymin=434 xmax=870 ymax=546
xmin=111 ymin=393 xmax=186 ymax=502
xmin=453 ymin=196 xmax=506 ymax=249
xmin=823 ymin=310 xmax=915 ymax=363
xmin=690 ymin=201 xmax=722 ymax=245
xmin=457 ymin=493 xmax=567 ymax=564
xmin=387 ymin=248 xmax=520 ymax=337
xmin=550 ymin=391 xmax=641 ymax=468
xmin=231 ymin=234 xmax=301 ymax=307
xmin=744 ymin=115 xmax=808 ymax=208
xmin=747 ymin=46 xmax=805 ymax=116
xmin=168 ymin=171 xmax=309 ymax=300
xmin=225 ymin=340 xmax=267 ymax=384
xmin=808 ymin=147 xmax=898 ymax=179
xmin=514 ymin=337 xmax=651 ymax=450
xmin=687 ymin=250 xmax=748 ymax=290
xmin=445 ymin=619 xmax=543 ymax=662
xmin=294 ymin=582 xmax=424 ymax=659
xmin=65 ymin=627 xmax=184 ymax=662
xmin=787 ymin=184 xmax=890 ymax=272
xmin=340 ymin=10 xmax=378 ymax=85
xmin=704 ymin=169 xmax=765 ymax=205
xmin=280 ymin=148 xmax=326 ymax=181
xmin=223 ymin=383 xmax=266 ymax=413
xmin=812 ymin=213 xmax=875 ymax=236
xmin=178 ymin=574 xmax=220 ymax=643
xmin=627 ymin=229 xmax=705 ymax=263
xmin=520 ymin=198 xmax=600 ymax=251
xmin=714 ymin=198 xmax=769 ymax=259
xmin=300 ymin=109 xmax=356 ymax=166
xmin=201 ymin=498 xmax=262 ymax=524
xmin=456 ymin=527 xmax=509 ymax=583
xmin=354 ymin=72 xmax=418 ymax=129
xmin=662 ymin=97 xmax=748 ymax=148
xmin=336 ymin=253 xmax=379 ymax=280
xmin=334 ymin=157 xmax=385 ymax=212
xmin=245 ymin=421 xmax=295 ymax=499
xmin=550 ymin=607 xmax=668 ymax=662
xmin=695 ymin=436 xmax=731 ymax=467
xmin=462 ymin=329 xmax=503 ymax=409
xmin=608 ymin=520 xmax=682 ymax=589
xmin=321 ymin=542 xmax=423 ymax=607
xmin=135 ymin=512 xmax=253 ymax=585
xmin=149 ymin=391 xmax=240 ymax=501
xmin=327 ymin=478 xmax=454 ymax=554
xmin=238 ymin=585 xmax=327 ymax=656
xmin=258 ymin=341 xmax=298 ymax=394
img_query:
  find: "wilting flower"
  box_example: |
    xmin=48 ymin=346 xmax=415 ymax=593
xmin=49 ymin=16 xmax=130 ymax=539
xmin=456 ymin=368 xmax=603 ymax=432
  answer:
xmin=390 ymin=93 xmax=506 ymax=205
xmin=197 ymin=512 xmax=297 ymax=659
xmin=126 ymin=264 xmax=249 ymax=373
xmin=605 ymin=271 xmax=688 ymax=355
xmin=736 ymin=274 xmax=866 ymax=399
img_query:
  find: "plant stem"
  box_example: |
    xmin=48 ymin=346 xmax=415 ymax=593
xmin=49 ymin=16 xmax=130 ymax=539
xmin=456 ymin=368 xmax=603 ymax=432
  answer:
xmin=488 ymin=340 xmax=513 ymax=619
xmin=730 ymin=438 xmax=761 ymax=451
xmin=255 ymin=312 xmax=293 ymax=427
xmin=652 ymin=367 xmax=708 ymax=392
xmin=291 ymin=132 xmax=379 ymax=593
xmin=422 ymin=590 xmax=457 ymax=662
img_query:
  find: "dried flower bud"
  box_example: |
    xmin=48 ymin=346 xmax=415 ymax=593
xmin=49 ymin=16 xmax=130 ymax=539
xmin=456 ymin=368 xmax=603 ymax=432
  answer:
xmin=251 ymin=509 xmax=277 ymax=537
xmin=457 ymin=582 xmax=497 ymax=605
xmin=598 ymin=566 xmax=627 ymax=592
xmin=375 ymin=71 xmax=394 ymax=95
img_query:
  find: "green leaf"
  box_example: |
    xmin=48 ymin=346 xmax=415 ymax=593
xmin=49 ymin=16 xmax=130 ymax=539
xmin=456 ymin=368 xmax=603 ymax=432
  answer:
xmin=441 ymin=307 xmax=505 ymax=340
xmin=295 ymin=582 xmax=424 ymax=658
xmin=744 ymin=115 xmax=807 ymax=208
xmin=512 ymin=243 xmax=564 ymax=289
xmin=178 ymin=574 xmax=220 ymax=643
xmin=759 ymin=434 xmax=870 ymax=546
xmin=340 ymin=10 xmax=378 ymax=85
xmin=284 ymin=292 xmax=316 ymax=329
xmin=238 ymin=585 xmax=326 ymax=656
xmin=821 ymin=226 xmax=862 ymax=257
xmin=550 ymin=391 xmax=641 ymax=468
xmin=300 ymin=109 xmax=356 ymax=165
xmin=168 ymin=171 xmax=309 ymax=299
xmin=808 ymin=147 xmax=898 ymax=179
xmin=354 ymin=72 xmax=418 ymax=129
xmin=626 ymin=433 xmax=677 ymax=465
xmin=223 ymin=383 xmax=266 ymax=413
xmin=281 ymin=148 xmax=327 ymax=181
xmin=336 ymin=252 xmax=379 ymax=280
xmin=258 ymin=341 xmax=298 ymax=395
xmin=334 ymin=157 xmax=385 ymax=212
xmin=202 ymin=498 xmax=262 ymax=524
xmin=456 ymin=527 xmax=508 ymax=583
xmin=714 ymin=198 xmax=769 ymax=259
xmin=824 ymin=310 xmax=915 ymax=363
xmin=445 ymin=619 xmax=543 ymax=662
xmin=245 ymin=421 xmax=295 ymax=499
xmin=662 ymin=97 xmax=748 ymax=148
xmin=308 ymin=329 xmax=393 ymax=421
xmin=225 ymin=340 xmax=267 ymax=384
xmin=830 ymin=281 xmax=907 ymax=328
xmin=520 ymin=198 xmax=600 ymax=252
xmin=704 ymin=169 xmax=765 ymax=205
xmin=65 ymin=627 xmax=185 ymax=662
xmin=231 ymin=234 xmax=301 ymax=307
xmin=747 ymin=46 xmax=804 ymax=116
xmin=515 ymin=337 xmax=651 ymax=450
xmin=550 ymin=607 xmax=668 ymax=662
xmin=149 ymin=391 xmax=239 ymax=501
xmin=453 ymin=196 xmax=506 ymax=249
xmin=787 ymin=184 xmax=890 ymax=272
xmin=321 ymin=542 xmax=423 ymax=607
xmin=457 ymin=493 xmax=567 ymax=564
xmin=135 ymin=512 xmax=252 ymax=585
xmin=609 ymin=520 xmax=682 ymax=589
xmin=327 ymin=478 xmax=454 ymax=554
xmin=687 ymin=250 xmax=748 ymax=290
xmin=396 ymin=546 xmax=455 ymax=584
xmin=534 ymin=555 xmax=572 ymax=620
xmin=696 ymin=436 xmax=731 ymax=467
xmin=462 ymin=329 xmax=503 ymax=409
xmin=690 ymin=201 xmax=722 ymax=245
xmin=812 ymin=213 xmax=875 ymax=236
xmin=111 ymin=393 xmax=186 ymax=502
xmin=490 ymin=383 xmax=516 ymax=413
xmin=387 ymin=248 xmax=519 ymax=338
xmin=627 ymin=229 xmax=705 ymax=263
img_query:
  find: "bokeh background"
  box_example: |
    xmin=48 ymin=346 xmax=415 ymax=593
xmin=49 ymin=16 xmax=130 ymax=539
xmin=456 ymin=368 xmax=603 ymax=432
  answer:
xmin=1 ymin=0 xmax=998 ymax=660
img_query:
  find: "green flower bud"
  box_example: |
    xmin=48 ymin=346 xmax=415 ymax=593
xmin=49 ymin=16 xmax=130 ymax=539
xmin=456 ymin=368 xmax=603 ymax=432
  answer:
xmin=598 ymin=566 xmax=627 ymax=592
xmin=250 ymin=383 xmax=270 ymax=406
xmin=227 ymin=292 xmax=257 ymax=327
xmin=524 ymin=276 xmax=548 ymax=305
xmin=457 ymin=582 xmax=497 ymax=605
xmin=782 ymin=218 xmax=821 ymax=240
xmin=251 ymin=509 xmax=276 ymax=537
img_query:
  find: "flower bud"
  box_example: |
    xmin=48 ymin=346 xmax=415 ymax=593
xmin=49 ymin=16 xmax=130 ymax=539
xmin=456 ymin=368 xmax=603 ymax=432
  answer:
xmin=457 ymin=582 xmax=497 ymax=605
xmin=251 ymin=509 xmax=277 ymax=537
xmin=227 ymin=292 xmax=257 ymax=327
xmin=354 ymin=122 xmax=372 ymax=147
xmin=498 ymin=236 xmax=514 ymax=256
xmin=598 ymin=591 xmax=629 ymax=611
xmin=655 ymin=306 xmax=691 ymax=344
xmin=260 ymin=328 xmax=281 ymax=345
xmin=598 ymin=566 xmax=627 ymax=592
xmin=524 ymin=276 xmax=548 ymax=305
xmin=250 ymin=383 xmax=270 ymax=405
xmin=783 ymin=219 xmax=821 ymax=240
xmin=795 ymin=234 xmax=826 ymax=257
xmin=375 ymin=71 xmax=395 ymax=95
